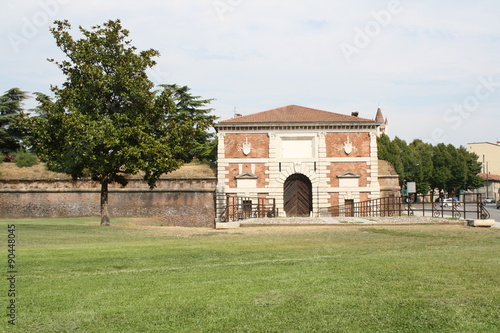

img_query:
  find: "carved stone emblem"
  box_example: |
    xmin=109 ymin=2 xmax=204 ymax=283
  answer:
xmin=343 ymin=136 xmax=353 ymax=155
xmin=241 ymin=137 xmax=252 ymax=156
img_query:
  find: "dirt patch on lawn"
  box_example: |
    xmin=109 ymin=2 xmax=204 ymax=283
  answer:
xmin=107 ymin=217 xmax=469 ymax=238
xmin=137 ymin=224 xmax=471 ymax=238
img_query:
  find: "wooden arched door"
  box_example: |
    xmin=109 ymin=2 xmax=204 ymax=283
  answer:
xmin=284 ymin=174 xmax=312 ymax=217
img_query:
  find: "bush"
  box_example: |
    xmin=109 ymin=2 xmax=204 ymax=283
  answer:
xmin=14 ymin=149 xmax=39 ymax=168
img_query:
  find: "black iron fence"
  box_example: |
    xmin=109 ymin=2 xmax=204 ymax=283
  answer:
xmin=219 ymin=195 xmax=278 ymax=222
xmin=319 ymin=193 xmax=490 ymax=220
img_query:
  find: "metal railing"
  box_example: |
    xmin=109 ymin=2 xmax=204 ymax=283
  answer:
xmin=219 ymin=196 xmax=278 ymax=222
xmin=320 ymin=194 xmax=490 ymax=220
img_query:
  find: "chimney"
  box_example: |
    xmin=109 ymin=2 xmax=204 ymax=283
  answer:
xmin=351 ymin=112 xmax=359 ymax=117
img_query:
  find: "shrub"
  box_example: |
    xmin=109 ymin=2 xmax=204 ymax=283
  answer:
xmin=14 ymin=149 xmax=39 ymax=168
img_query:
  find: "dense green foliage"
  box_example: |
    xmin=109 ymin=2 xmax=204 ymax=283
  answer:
xmin=159 ymin=84 xmax=218 ymax=164
xmin=2 ymin=217 xmax=499 ymax=332
xmin=0 ymin=88 xmax=29 ymax=159
xmin=19 ymin=20 xmax=216 ymax=225
xmin=13 ymin=149 xmax=38 ymax=167
xmin=378 ymin=134 xmax=483 ymax=194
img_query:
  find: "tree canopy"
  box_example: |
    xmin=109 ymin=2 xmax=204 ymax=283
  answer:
xmin=0 ymin=88 xmax=29 ymax=159
xmin=20 ymin=19 xmax=216 ymax=225
xmin=158 ymin=84 xmax=217 ymax=164
xmin=377 ymin=134 xmax=483 ymax=195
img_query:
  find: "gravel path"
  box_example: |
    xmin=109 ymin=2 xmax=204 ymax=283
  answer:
xmin=239 ymin=216 xmax=466 ymax=225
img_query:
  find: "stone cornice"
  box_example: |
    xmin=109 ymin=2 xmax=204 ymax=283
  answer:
xmin=216 ymin=123 xmax=379 ymax=132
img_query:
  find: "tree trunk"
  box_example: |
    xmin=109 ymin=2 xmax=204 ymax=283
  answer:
xmin=100 ymin=181 xmax=110 ymax=226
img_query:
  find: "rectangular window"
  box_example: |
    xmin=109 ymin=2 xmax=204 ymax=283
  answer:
xmin=242 ymin=200 xmax=252 ymax=212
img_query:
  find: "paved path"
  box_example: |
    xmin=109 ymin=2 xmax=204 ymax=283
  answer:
xmin=219 ymin=214 xmax=500 ymax=229
xmin=238 ymin=216 xmax=467 ymax=226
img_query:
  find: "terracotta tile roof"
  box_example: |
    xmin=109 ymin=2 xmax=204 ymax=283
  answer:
xmin=478 ymin=173 xmax=500 ymax=182
xmin=218 ymin=105 xmax=376 ymax=124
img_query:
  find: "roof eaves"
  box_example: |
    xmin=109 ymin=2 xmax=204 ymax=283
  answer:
xmin=216 ymin=121 xmax=379 ymax=127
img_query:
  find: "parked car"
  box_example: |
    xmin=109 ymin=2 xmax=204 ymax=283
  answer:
xmin=484 ymin=197 xmax=495 ymax=204
xmin=497 ymin=200 xmax=500 ymax=209
xmin=440 ymin=198 xmax=461 ymax=207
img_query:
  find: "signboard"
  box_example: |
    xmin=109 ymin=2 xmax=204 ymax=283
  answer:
xmin=407 ymin=182 xmax=416 ymax=194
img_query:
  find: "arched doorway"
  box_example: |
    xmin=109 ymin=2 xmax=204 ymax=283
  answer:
xmin=284 ymin=174 xmax=313 ymax=217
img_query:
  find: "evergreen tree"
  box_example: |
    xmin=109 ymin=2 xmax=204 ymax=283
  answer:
xmin=0 ymin=88 xmax=29 ymax=159
xmin=158 ymin=84 xmax=217 ymax=164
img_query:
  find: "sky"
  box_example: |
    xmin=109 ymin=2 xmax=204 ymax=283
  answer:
xmin=1 ymin=0 xmax=500 ymax=147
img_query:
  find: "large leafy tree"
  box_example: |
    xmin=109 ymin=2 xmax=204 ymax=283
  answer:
xmin=21 ymin=20 xmax=216 ymax=225
xmin=462 ymin=148 xmax=484 ymax=191
xmin=408 ymin=140 xmax=433 ymax=194
xmin=430 ymin=143 xmax=453 ymax=192
xmin=378 ymin=135 xmax=483 ymax=195
xmin=0 ymin=88 xmax=29 ymax=159
xmin=377 ymin=133 xmax=404 ymax=178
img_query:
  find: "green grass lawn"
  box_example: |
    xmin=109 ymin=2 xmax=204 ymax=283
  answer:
xmin=1 ymin=217 xmax=499 ymax=332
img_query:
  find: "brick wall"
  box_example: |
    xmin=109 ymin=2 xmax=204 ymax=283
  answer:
xmin=0 ymin=178 xmax=216 ymax=227
xmin=379 ymin=175 xmax=401 ymax=198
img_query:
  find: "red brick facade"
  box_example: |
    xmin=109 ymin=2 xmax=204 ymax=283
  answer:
xmin=360 ymin=192 xmax=370 ymax=202
xmin=328 ymin=192 xmax=370 ymax=209
xmin=326 ymin=132 xmax=370 ymax=158
xmin=329 ymin=192 xmax=340 ymax=207
xmin=224 ymin=133 xmax=269 ymax=158
xmin=327 ymin=162 xmax=370 ymax=187
xmin=225 ymin=163 xmax=269 ymax=188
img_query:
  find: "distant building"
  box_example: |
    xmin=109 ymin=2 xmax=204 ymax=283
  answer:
xmin=375 ymin=107 xmax=388 ymax=137
xmin=468 ymin=142 xmax=500 ymax=175
xmin=467 ymin=142 xmax=500 ymax=200
xmin=215 ymin=105 xmax=397 ymax=221
xmin=477 ymin=173 xmax=500 ymax=201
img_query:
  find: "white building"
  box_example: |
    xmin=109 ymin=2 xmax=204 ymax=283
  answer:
xmin=215 ymin=105 xmax=386 ymax=220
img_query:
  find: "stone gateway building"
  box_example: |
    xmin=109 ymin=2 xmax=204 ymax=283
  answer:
xmin=215 ymin=105 xmax=387 ymax=221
